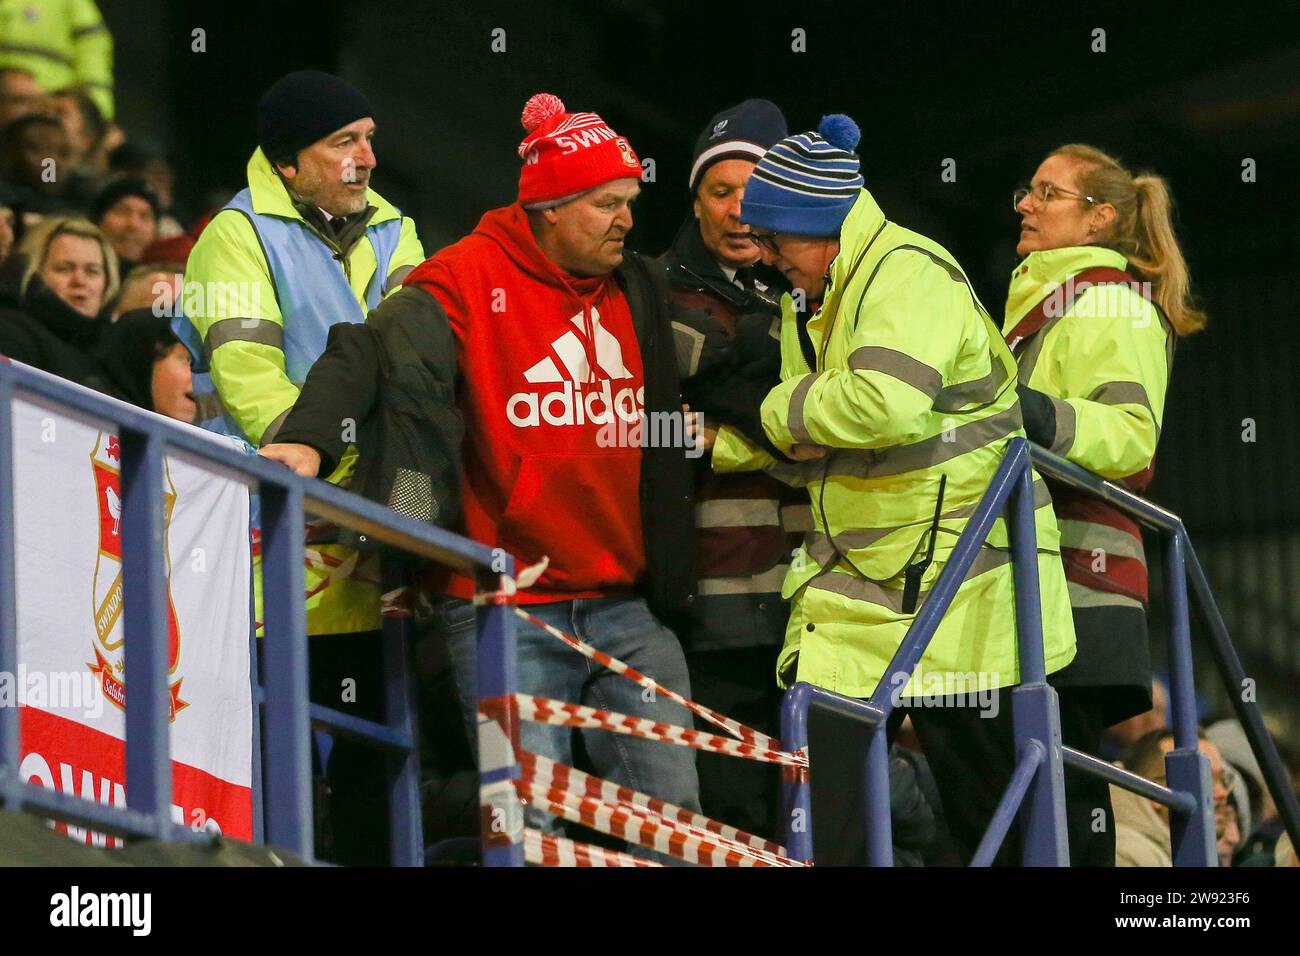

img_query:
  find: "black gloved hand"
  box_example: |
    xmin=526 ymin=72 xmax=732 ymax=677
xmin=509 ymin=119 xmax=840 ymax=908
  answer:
xmin=1016 ymin=383 xmax=1057 ymax=448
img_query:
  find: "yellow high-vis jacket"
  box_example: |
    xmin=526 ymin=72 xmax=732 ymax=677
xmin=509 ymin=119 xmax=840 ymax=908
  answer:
xmin=183 ymin=148 xmax=424 ymax=636
xmin=0 ymin=0 xmax=114 ymax=118
xmin=715 ymin=188 xmax=1076 ymax=698
xmin=1003 ymin=245 xmax=1174 ymax=608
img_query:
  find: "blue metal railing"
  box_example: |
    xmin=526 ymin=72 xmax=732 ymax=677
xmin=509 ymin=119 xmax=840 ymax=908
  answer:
xmin=0 ymin=360 xmax=515 ymax=865
xmin=468 ymin=435 xmax=1298 ymax=866
xmin=780 ymin=438 xmax=1300 ymax=866
xmin=9 ymin=355 xmax=1293 ymax=869
xmin=779 ymin=440 xmax=1075 ymax=865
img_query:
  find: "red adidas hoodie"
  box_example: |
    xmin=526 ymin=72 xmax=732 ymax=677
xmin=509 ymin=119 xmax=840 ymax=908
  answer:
xmin=404 ymin=203 xmax=647 ymax=602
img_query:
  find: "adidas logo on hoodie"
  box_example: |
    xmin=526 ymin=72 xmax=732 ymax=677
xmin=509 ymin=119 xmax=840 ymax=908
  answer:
xmin=506 ymin=308 xmax=646 ymax=428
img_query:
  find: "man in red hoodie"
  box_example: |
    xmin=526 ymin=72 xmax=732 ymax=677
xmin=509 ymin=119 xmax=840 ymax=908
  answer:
xmin=262 ymin=95 xmax=761 ymax=840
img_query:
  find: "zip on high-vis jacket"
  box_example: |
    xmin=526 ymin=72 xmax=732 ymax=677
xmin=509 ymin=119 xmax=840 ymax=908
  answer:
xmin=1004 ymin=245 xmax=1175 ymax=608
xmin=715 ymin=188 xmax=1077 ymax=699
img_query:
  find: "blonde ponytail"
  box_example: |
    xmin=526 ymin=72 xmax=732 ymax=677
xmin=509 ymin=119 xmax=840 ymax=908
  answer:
xmin=1051 ymin=144 xmax=1206 ymax=336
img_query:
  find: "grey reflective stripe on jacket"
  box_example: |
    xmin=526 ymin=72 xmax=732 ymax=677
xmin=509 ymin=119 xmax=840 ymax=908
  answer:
xmin=824 ymin=405 xmax=1023 ymax=480
xmin=203 ymin=317 xmax=285 ymax=362
xmin=806 ymin=547 xmax=1016 ymax=615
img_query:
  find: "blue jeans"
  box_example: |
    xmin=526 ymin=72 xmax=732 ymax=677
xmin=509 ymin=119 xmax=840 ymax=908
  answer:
xmin=439 ymin=595 xmax=702 ymax=840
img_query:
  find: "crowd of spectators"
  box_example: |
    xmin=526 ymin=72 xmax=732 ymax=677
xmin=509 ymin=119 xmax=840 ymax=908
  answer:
xmin=0 ymin=7 xmax=201 ymax=425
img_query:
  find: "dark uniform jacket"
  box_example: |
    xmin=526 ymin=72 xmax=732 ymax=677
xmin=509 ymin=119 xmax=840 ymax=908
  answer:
xmin=659 ymin=219 xmax=810 ymax=650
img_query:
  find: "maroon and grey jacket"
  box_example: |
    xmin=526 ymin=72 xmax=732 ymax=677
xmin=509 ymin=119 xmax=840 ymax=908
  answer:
xmin=660 ymin=219 xmax=810 ymax=652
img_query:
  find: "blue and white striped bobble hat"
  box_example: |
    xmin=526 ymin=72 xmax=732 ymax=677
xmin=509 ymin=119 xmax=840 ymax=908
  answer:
xmin=740 ymin=114 xmax=863 ymax=236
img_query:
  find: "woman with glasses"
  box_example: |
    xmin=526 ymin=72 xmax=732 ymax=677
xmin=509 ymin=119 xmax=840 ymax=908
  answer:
xmin=1006 ymin=144 xmax=1206 ymax=865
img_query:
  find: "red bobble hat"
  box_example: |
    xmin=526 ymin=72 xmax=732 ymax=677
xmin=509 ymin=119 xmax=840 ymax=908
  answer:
xmin=516 ymin=93 xmax=642 ymax=207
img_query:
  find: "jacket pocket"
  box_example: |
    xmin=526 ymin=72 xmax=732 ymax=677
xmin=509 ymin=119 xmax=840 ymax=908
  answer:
xmin=818 ymin=474 xmax=947 ymax=583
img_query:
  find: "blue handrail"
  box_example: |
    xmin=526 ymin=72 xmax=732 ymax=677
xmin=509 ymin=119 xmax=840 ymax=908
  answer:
xmin=780 ymin=438 xmax=1300 ymax=866
xmin=0 ymin=360 xmax=515 ymax=865
xmin=12 ymin=353 xmax=1289 ymax=869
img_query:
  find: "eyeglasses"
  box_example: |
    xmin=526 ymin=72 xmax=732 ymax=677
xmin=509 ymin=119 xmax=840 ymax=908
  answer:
xmin=747 ymin=231 xmax=781 ymax=256
xmin=1012 ymin=181 xmax=1097 ymax=212
xmin=1149 ymin=767 xmax=1238 ymax=794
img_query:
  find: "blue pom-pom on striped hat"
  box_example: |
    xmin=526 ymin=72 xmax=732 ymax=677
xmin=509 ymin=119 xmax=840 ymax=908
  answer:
xmin=740 ymin=113 xmax=863 ymax=236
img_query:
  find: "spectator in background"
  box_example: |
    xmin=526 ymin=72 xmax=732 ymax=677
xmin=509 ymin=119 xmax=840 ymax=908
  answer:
xmin=108 ymin=139 xmax=182 ymax=238
xmin=177 ymin=69 xmax=424 ymax=866
xmin=97 ymin=308 xmax=196 ymax=423
xmin=1207 ymin=718 xmax=1275 ymax=837
xmin=47 ymin=85 xmax=118 ymax=200
xmin=1215 ymin=723 xmax=1300 ymax=865
xmin=657 ymin=98 xmax=794 ymax=840
xmin=1104 ymin=677 xmax=1168 ymax=760
xmin=0 ymin=0 xmax=114 ymax=120
xmin=111 ymin=260 xmax=182 ymax=320
xmin=93 ymin=177 xmax=158 ymax=271
xmin=0 ymin=215 xmax=117 ymax=391
xmin=0 ymin=113 xmax=78 ymax=218
xmin=47 ymin=87 xmax=103 ymax=167
xmin=0 ymin=67 xmax=41 ymax=127
xmin=1110 ymin=728 xmax=1231 ymax=866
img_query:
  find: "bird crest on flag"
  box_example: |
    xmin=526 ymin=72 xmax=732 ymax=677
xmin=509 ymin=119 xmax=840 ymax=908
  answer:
xmin=87 ymin=432 xmax=188 ymax=720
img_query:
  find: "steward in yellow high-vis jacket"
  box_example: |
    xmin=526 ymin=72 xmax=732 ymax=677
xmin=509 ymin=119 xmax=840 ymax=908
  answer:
xmin=0 ymin=0 xmax=113 ymax=118
xmin=1007 ymin=143 xmax=1206 ymax=866
xmin=176 ymin=72 xmax=424 ymax=866
xmin=715 ymin=114 xmax=1075 ymax=864
xmin=177 ymin=72 xmax=423 ymax=643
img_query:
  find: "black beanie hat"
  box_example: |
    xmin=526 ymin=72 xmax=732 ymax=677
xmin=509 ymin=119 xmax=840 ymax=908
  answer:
xmin=689 ymin=98 xmax=788 ymax=193
xmin=256 ymin=70 xmax=374 ymax=165
xmin=92 ymin=176 xmax=161 ymax=222
xmin=97 ymin=308 xmax=182 ymax=412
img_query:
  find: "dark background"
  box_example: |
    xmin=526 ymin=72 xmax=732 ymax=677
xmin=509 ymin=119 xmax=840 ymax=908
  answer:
xmin=109 ymin=0 xmax=1300 ymax=737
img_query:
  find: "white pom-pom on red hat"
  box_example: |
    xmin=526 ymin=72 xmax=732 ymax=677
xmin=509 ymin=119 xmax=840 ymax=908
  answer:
xmin=521 ymin=93 xmax=566 ymax=133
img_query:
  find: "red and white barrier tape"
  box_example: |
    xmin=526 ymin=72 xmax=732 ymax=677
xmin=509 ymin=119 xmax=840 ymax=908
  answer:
xmin=472 ymin=568 xmax=804 ymax=866
xmin=520 ymin=750 xmax=787 ymax=858
xmin=517 ymin=694 xmax=808 ymax=768
xmin=516 ymin=776 xmax=798 ymax=867
xmin=512 ymin=606 xmax=778 ymax=751
xmin=523 ymin=828 xmax=661 ymax=867
xmin=518 ymin=751 xmax=799 ymax=867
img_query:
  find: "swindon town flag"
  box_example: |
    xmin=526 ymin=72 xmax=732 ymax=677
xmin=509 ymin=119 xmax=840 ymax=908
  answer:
xmin=9 ymin=376 xmax=254 ymax=844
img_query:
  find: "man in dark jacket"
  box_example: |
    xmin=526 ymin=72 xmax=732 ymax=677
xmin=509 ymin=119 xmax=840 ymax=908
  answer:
xmin=261 ymin=94 xmax=756 ymax=849
xmin=658 ymin=99 xmax=809 ymax=840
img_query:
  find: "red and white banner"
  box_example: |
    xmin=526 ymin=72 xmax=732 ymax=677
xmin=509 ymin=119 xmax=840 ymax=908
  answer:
xmin=8 ymin=379 xmax=254 ymax=844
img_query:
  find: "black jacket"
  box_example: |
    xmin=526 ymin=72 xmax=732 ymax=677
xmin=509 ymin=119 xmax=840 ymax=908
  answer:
xmin=0 ymin=257 xmax=117 ymax=395
xmin=275 ymin=250 xmax=750 ymax=627
xmin=659 ymin=218 xmax=793 ymax=454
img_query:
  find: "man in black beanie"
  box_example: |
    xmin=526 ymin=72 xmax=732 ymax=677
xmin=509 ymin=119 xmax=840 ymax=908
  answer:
xmin=657 ymin=99 xmax=805 ymax=841
xmin=93 ymin=177 xmax=160 ymax=272
xmin=256 ymin=69 xmax=382 ymax=220
xmin=177 ymin=69 xmax=425 ymax=866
